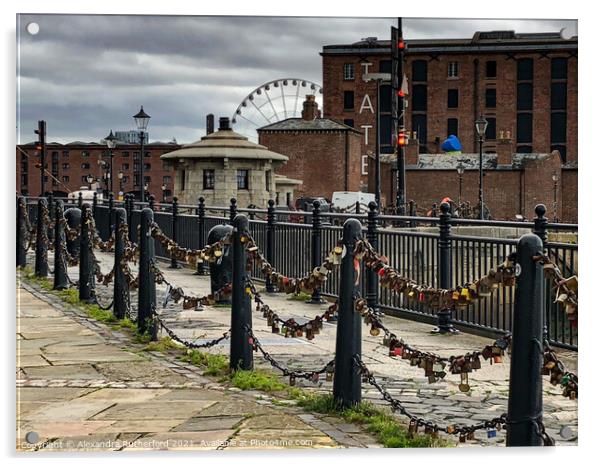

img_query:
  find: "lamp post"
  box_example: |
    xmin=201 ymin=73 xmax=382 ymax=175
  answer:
xmin=552 ymin=172 xmax=559 ymax=222
xmin=86 ymin=174 xmax=94 ymax=190
xmin=104 ymin=130 xmax=117 ymax=195
xmin=161 ymin=183 xmax=167 ymax=203
xmin=118 ymin=170 xmax=124 ymax=200
xmin=456 ymin=163 xmax=465 ymax=206
xmin=133 ymin=106 xmax=150 ymax=202
xmin=475 ymin=115 xmax=488 ymax=220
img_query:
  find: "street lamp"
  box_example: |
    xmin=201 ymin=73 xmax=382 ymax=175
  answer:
xmin=552 ymin=172 xmax=559 ymax=222
xmin=104 ymin=129 xmax=117 ymax=195
xmin=118 ymin=170 xmax=124 ymax=198
xmin=475 ymin=115 xmax=488 ymax=220
xmin=161 ymin=183 xmax=167 ymax=203
xmin=86 ymin=174 xmax=94 ymax=190
xmin=456 ymin=163 xmax=465 ymax=206
xmin=133 ymin=106 xmax=150 ymax=202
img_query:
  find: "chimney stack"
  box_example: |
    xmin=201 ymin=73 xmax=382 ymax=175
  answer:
xmin=301 ymin=95 xmax=320 ymax=121
xmin=496 ymin=130 xmax=513 ymax=165
xmin=219 ymin=117 xmax=231 ymax=131
xmin=206 ymin=114 xmax=215 ymax=135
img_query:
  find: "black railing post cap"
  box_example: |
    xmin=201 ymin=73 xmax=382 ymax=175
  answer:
xmin=149 ymin=194 xmax=155 ymax=201
xmin=535 ymin=204 xmax=547 ymax=218
xmin=268 ymin=199 xmax=275 ymax=208
xmin=440 ymin=201 xmax=451 ymax=214
xmin=368 ymin=201 xmax=377 ymax=211
xmin=198 ymin=196 xmax=205 ymax=204
xmin=109 ymin=192 xmax=114 ymax=199
xmin=313 ymin=200 xmax=321 ymax=210
xmin=230 ymin=198 xmax=237 ymax=206
xmin=172 ymin=197 xmax=178 ymax=203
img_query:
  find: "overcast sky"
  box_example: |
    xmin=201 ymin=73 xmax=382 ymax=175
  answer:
xmin=16 ymin=15 xmax=577 ymax=144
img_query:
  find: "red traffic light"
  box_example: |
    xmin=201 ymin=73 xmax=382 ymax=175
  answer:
xmin=397 ymin=90 xmax=405 ymax=98
xmin=398 ymin=40 xmax=405 ymax=49
xmin=397 ymin=132 xmax=407 ymax=146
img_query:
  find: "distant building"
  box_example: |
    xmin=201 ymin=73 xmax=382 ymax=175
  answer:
xmin=113 ymin=130 xmax=149 ymax=145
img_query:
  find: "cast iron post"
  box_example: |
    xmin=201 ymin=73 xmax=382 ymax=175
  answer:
xmin=92 ymin=192 xmax=98 ymax=222
xmin=113 ymin=208 xmax=129 ymax=320
xmin=16 ymin=197 xmax=27 ymax=268
xmin=53 ymin=200 xmax=69 ymax=290
xmin=138 ymin=207 xmax=157 ymax=338
xmin=333 ymin=218 xmax=363 ymax=408
xmin=229 ymin=198 xmax=237 ymax=225
xmin=230 ymin=214 xmax=253 ymax=371
xmin=432 ymin=202 xmax=459 ymax=334
xmin=47 ymin=193 xmax=54 ymax=244
xmin=308 ymin=200 xmax=325 ymax=304
xmin=265 ymin=199 xmax=276 ymax=292
xmin=65 ymin=207 xmax=81 ymax=258
xmin=78 ymin=203 xmax=94 ymax=303
xmin=196 ymin=197 xmax=207 ymax=275
xmin=169 ymin=197 xmax=180 ymax=268
xmin=126 ymin=194 xmax=134 ymax=243
xmin=366 ymin=201 xmax=380 ymax=313
xmin=34 ymin=198 xmax=49 ymax=278
xmin=532 ymin=203 xmax=549 ymax=341
xmin=108 ymin=192 xmax=115 ymax=238
xmin=506 ymin=234 xmax=544 ymax=446
xmin=78 ymin=192 xmax=83 ymax=209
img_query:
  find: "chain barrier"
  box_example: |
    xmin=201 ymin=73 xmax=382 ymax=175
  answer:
xmin=154 ymin=312 xmax=231 ymax=349
xmin=244 ymin=324 xmax=335 ymax=385
xmin=542 ymin=340 xmax=578 ymax=399
xmin=534 ymin=254 xmax=578 ymax=325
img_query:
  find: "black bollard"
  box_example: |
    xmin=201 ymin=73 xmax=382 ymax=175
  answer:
xmin=138 ymin=208 xmax=157 ymax=338
xmin=78 ymin=192 xmax=83 ymax=209
xmin=195 ymin=197 xmax=207 ymax=275
xmin=230 ymin=214 xmax=253 ymax=371
xmin=64 ymin=207 xmax=81 ymax=258
xmin=47 ymin=193 xmax=54 ymax=244
xmin=506 ymin=234 xmax=545 ymax=446
xmin=113 ymin=208 xmax=129 ymax=320
xmin=307 ymin=200 xmax=325 ymax=304
xmin=208 ymin=224 xmax=233 ymax=303
xmin=333 ymin=218 xmax=363 ymax=408
xmin=16 ymin=197 xmax=28 ymax=268
xmin=126 ymin=194 xmax=134 ymax=243
xmin=365 ymin=201 xmax=379 ymax=313
xmin=265 ymin=200 xmax=276 ymax=293
xmin=79 ymin=203 xmax=95 ymax=303
xmin=169 ymin=197 xmax=181 ymax=269
xmin=53 ymin=200 xmax=69 ymax=290
xmin=432 ymin=202 xmax=459 ymax=334
xmin=34 ymin=198 xmax=49 ymax=278
xmin=532 ymin=204 xmax=549 ymax=342
xmin=229 ymin=198 xmax=237 ymax=225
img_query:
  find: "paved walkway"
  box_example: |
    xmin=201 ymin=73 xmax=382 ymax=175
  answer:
xmin=17 ymin=282 xmax=383 ymax=451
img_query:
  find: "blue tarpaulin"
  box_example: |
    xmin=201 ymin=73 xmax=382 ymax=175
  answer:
xmin=441 ymin=135 xmax=462 ymax=152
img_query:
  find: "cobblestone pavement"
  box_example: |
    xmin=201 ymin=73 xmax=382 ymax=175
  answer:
xmin=17 ymin=281 xmax=386 ymax=451
xmin=27 ymin=249 xmax=578 ymax=447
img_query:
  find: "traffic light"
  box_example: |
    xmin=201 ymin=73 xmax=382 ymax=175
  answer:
xmin=34 ymin=120 xmax=47 ymax=196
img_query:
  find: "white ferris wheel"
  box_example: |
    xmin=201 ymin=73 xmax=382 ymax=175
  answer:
xmin=232 ymin=78 xmax=323 ymax=142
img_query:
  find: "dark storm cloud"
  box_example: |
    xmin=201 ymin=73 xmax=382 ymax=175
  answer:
xmin=17 ymin=15 xmax=576 ymax=143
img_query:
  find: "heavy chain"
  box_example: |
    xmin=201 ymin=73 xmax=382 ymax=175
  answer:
xmin=154 ymin=312 xmax=230 ymax=349
xmin=244 ymin=324 xmax=335 ymax=385
xmin=542 ymin=340 xmax=578 ymax=399
xmin=534 ymin=254 xmax=578 ymax=325
xmin=355 ymin=238 xmax=517 ymax=310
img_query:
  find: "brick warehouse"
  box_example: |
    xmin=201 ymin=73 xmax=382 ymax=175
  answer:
xmin=320 ymin=30 xmax=578 ymax=221
xmin=16 ymin=140 xmax=181 ymax=201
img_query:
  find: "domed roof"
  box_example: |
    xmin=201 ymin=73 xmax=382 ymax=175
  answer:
xmin=160 ymin=128 xmax=288 ymax=162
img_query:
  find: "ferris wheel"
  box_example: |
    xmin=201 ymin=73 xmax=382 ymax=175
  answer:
xmin=232 ymin=78 xmax=323 ymax=141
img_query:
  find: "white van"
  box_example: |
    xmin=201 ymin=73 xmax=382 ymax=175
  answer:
xmin=331 ymin=191 xmax=376 ymax=213
xmin=67 ymin=186 xmax=103 ymax=202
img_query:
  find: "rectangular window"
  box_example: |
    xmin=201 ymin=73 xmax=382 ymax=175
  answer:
xmin=447 ymin=89 xmax=458 ymax=108
xmin=517 ymin=58 xmax=533 ymax=80
xmin=82 ymin=151 xmax=90 ymax=158
xmin=81 ymin=163 xmax=90 ymax=169
xmin=343 ymin=91 xmax=354 ymax=110
xmin=447 ymin=61 xmax=459 ymax=78
xmin=203 ymin=169 xmax=215 ymax=190
xmin=62 ymin=163 xmax=70 ymax=170
xmin=122 ymin=163 xmax=129 ymax=170
xmin=144 ymin=176 xmax=151 ymax=184
xmin=179 ymin=170 xmax=185 ymax=190
xmin=551 ymin=82 xmax=567 ymax=110
xmin=411 ymin=113 xmax=428 ymax=149
xmin=236 ymin=169 xmax=249 ymax=190
xmin=516 ymin=145 xmax=533 ymax=153
xmin=134 ymin=174 xmax=141 ymax=187
xmin=551 ymin=113 xmax=567 ymax=143
xmin=551 ymin=57 xmax=568 ymax=80
xmin=517 ymin=83 xmax=533 ymax=110
xmin=447 ymin=118 xmax=458 ymax=137
xmin=343 ymin=63 xmax=355 ymax=80
xmin=485 ymin=117 xmax=496 ymax=140
xmin=486 ymin=60 xmax=497 ymax=78
xmin=379 ymin=60 xmax=392 ymax=73
xmin=62 ymin=176 xmax=69 ymax=182
xmin=134 ymin=152 xmax=140 ymax=160
xmin=81 ymin=176 xmax=88 ymax=184
xmin=144 ymin=163 xmax=151 ymax=171
xmin=265 ymin=170 xmax=271 ymax=192
xmin=133 ymin=162 xmax=140 ymax=173
xmin=122 ymin=151 xmax=130 ymax=157
xmin=122 ymin=175 xmax=129 ymax=184
xmin=162 ymin=175 xmax=171 ymax=184
xmin=21 ymin=174 xmax=28 ymax=186
xmin=412 ymin=84 xmax=427 ymax=111
xmin=62 ymin=150 xmax=69 ymax=158
xmin=162 ymin=162 xmax=171 ymax=170
xmin=485 ymin=88 xmax=497 ymax=108
xmin=145 ymin=151 xmax=151 ymax=158
xmin=379 ymin=114 xmax=393 ymax=153
xmin=343 ymin=119 xmax=354 ymax=128
xmin=379 ymin=84 xmax=392 ymax=113
xmin=517 ymin=113 xmax=533 ymax=143
xmin=412 ymin=60 xmax=427 ymax=82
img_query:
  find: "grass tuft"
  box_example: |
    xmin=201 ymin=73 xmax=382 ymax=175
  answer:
xmin=229 ymin=369 xmax=287 ymax=392
xmin=143 ymin=336 xmax=181 ymax=353
xmin=287 ymin=292 xmax=312 ymax=302
xmin=180 ymin=350 xmax=229 ymax=376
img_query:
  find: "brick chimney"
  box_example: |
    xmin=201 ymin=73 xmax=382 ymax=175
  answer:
xmin=496 ymin=130 xmax=513 ymax=165
xmin=206 ymin=114 xmax=215 ymax=135
xmin=301 ymin=95 xmax=320 ymax=121
xmin=405 ymin=131 xmax=420 ymax=165
xmin=219 ymin=117 xmax=231 ymax=131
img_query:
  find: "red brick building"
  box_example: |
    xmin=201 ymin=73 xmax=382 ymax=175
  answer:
xmin=257 ymin=95 xmax=362 ymax=200
xmin=16 ymin=140 xmax=180 ymax=201
xmin=320 ymin=30 xmax=578 ymax=219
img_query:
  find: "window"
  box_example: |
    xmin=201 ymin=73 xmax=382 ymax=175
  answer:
xmin=411 ymin=114 xmax=428 ymax=150
xmin=145 ymin=151 xmax=151 ymax=158
xmin=517 ymin=113 xmax=533 ymax=143
xmin=62 ymin=176 xmax=69 ymax=182
xmin=82 ymin=151 xmax=90 ymax=158
xmin=485 ymin=117 xmax=496 ymax=140
xmin=265 ymin=170 xmax=272 ymax=192
xmin=133 ymin=163 xmax=140 ymax=173
xmin=551 ymin=113 xmax=567 ymax=143
xmin=144 ymin=163 xmax=151 ymax=171
xmin=236 ymin=169 xmax=249 ymax=190
xmin=134 ymin=174 xmax=141 ymax=187
xmin=447 ymin=118 xmax=458 ymax=137
xmin=133 ymin=152 xmax=140 ymax=160
xmin=343 ymin=119 xmax=354 ymax=128
xmin=162 ymin=175 xmax=171 ymax=184
xmin=122 ymin=175 xmax=129 ymax=184
xmin=412 ymin=60 xmax=427 ymax=82
xmin=412 ymin=84 xmax=427 ymax=111
xmin=551 ymin=144 xmax=567 ymax=163
xmin=203 ymin=169 xmax=215 ymax=190
xmin=551 ymin=58 xmax=568 ymax=80
xmin=21 ymin=174 xmax=28 ymax=187
xmin=162 ymin=162 xmax=171 ymax=170
xmin=379 ymin=114 xmax=393 ymax=153
xmin=447 ymin=62 xmax=459 ymax=78
xmin=122 ymin=163 xmax=129 ymax=170
xmin=447 ymin=89 xmax=458 ymax=108
xmin=121 ymin=151 xmax=130 ymax=157
xmin=517 ymin=83 xmax=533 ymax=110
xmin=379 ymin=60 xmax=392 ymax=73
xmin=517 ymin=58 xmax=533 ymax=80
xmin=343 ymin=91 xmax=354 ymax=110
xmin=62 ymin=150 xmax=69 ymax=158
xmin=144 ymin=176 xmax=151 ymax=184
xmin=485 ymin=88 xmax=497 ymax=108
xmin=81 ymin=176 xmax=88 ymax=183
xmin=81 ymin=163 xmax=90 ymax=169
xmin=379 ymin=84 xmax=392 ymax=113
xmin=516 ymin=145 xmax=533 ymax=154
xmin=179 ymin=170 xmax=185 ymax=190
xmin=62 ymin=163 xmax=70 ymax=170
xmin=343 ymin=63 xmax=355 ymax=80
xmin=486 ymin=61 xmax=497 ymax=78
xmin=551 ymin=82 xmax=567 ymax=110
